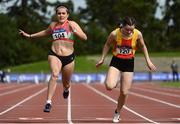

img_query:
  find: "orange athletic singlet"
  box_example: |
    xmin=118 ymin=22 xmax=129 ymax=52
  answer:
xmin=112 ymin=28 xmax=139 ymax=59
xmin=51 ymin=20 xmax=74 ymax=43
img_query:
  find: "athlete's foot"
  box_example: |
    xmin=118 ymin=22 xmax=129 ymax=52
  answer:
xmin=63 ymin=89 xmax=69 ymax=99
xmin=43 ymin=103 xmax=52 ymax=112
xmin=112 ymin=109 xmax=120 ymax=123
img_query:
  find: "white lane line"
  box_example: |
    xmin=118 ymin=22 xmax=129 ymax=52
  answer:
xmin=0 ymin=85 xmax=37 ymax=96
xmin=172 ymin=118 xmax=180 ymax=120
xmin=84 ymin=84 xmax=159 ymax=124
xmin=136 ymin=86 xmax=180 ymax=93
xmin=19 ymin=117 xmax=43 ymax=120
xmin=96 ymin=117 xmax=112 ymax=121
xmin=130 ymin=91 xmax=180 ymax=108
xmin=0 ymin=87 xmax=47 ymax=115
xmin=67 ymin=87 xmax=73 ymax=124
xmin=132 ymin=87 xmax=180 ymax=98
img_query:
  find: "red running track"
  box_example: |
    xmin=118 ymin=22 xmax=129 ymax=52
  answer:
xmin=0 ymin=82 xmax=180 ymax=124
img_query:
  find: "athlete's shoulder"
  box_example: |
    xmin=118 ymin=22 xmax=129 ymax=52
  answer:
xmin=68 ymin=20 xmax=79 ymax=27
xmin=49 ymin=22 xmax=57 ymax=29
xmin=108 ymin=29 xmax=117 ymax=41
xmin=134 ymin=28 xmax=141 ymax=34
xmin=114 ymin=28 xmax=120 ymax=32
xmin=68 ymin=20 xmax=74 ymax=23
xmin=50 ymin=22 xmax=57 ymax=25
xmin=134 ymin=28 xmax=143 ymax=39
xmin=112 ymin=28 xmax=119 ymax=34
xmin=111 ymin=30 xmax=117 ymax=36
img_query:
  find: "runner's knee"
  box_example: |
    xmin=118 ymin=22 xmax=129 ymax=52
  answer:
xmin=51 ymin=72 xmax=59 ymax=81
xmin=105 ymin=83 xmax=115 ymax=91
xmin=121 ymin=89 xmax=130 ymax=96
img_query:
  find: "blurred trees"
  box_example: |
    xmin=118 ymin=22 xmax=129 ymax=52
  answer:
xmin=0 ymin=0 xmax=179 ymax=68
xmin=0 ymin=0 xmax=74 ymax=68
xmin=79 ymin=0 xmax=160 ymax=53
xmin=163 ymin=0 xmax=180 ymax=50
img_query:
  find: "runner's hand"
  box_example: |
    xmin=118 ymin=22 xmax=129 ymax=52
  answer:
xmin=19 ymin=29 xmax=30 ymax=38
xmin=96 ymin=59 xmax=104 ymax=68
xmin=147 ymin=61 xmax=156 ymax=71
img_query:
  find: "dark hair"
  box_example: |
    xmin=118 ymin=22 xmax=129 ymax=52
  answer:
xmin=119 ymin=16 xmax=136 ymax=28
xmin=55 ymin=4 xmax=69 ymax=14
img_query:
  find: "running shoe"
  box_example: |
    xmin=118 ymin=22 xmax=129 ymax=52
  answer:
xmin=112 ymin=110 xmax=120 ymax=123
xmin=43 ymin=103 xmax=52 ymax=112
xmin=63 ymin=89 xmax=69 ymax=99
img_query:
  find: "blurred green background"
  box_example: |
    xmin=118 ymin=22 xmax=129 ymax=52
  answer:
xmin=0 ymin=0 xmax=179 ymax=73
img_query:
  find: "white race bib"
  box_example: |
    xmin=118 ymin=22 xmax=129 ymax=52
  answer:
xmin=52 ymin=29 xmax=68 ymax=40
xmin=116 ymin=46 xmax=132 ymax=55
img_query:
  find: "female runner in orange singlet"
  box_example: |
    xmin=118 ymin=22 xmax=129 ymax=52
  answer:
xmin=96 ymin=16 xmax=156 ymax=123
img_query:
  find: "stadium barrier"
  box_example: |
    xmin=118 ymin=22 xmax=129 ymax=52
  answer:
xmin=2 ymin=72 xmax=179 ymax=83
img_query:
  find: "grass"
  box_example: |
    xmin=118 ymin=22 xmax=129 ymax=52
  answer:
xmin=4 ymin=53 xmax=180 ymax=89
xmin=159 ymin=81 xmax=180 ymax=88
xmin=6 ymin=55 xmax=108 ymax=73
xmin=4 ymin=52 xmax=180 ymax=73
xmin=75 ymin=56 xmax=108 ymax=73
xmin=7 ymin=61 xmax=50 ymax=73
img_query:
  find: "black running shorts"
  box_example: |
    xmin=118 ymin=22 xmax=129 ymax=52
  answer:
xmin=109 ymin=56 xmax=134 ymax=72
xmin=48 ymin=50 xmax=75 ymax=67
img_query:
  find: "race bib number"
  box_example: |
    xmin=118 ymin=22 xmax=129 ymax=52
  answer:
xmin=52 ymin=29 xmax=68 ymax=40
xmin=116 ymin=46 xmax=132 ymax=55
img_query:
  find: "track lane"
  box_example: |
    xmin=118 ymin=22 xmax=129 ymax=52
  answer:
xmin=71 ymin=83 xmax=149 ymax=123
xmin=0 ymin=82 xmax=179 ymax=123
xmin=71 ymin=83 xmax=115 ymax=123
xmin=0 ymin=84 xmax=43 ymax=112
xmin=91 ymin=83 xmax=180 ymax=123
xmin=133 ymin=83 xmax=180 ymax=94
xmin=130 ymin=88 xmax=180 ymax=106
xmin=87 ymin=83 xmax=160 ymax=124
xmin=0 ymin=83 xmax=30 ymax=94
xmin=0 ymin=83 xmax=69 ymax=123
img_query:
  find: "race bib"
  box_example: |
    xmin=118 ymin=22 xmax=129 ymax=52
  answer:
xmin=52 ymin=29 xmax=68 ymax=40
xmin=116 ymin=46 xmax=132 ymax=55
